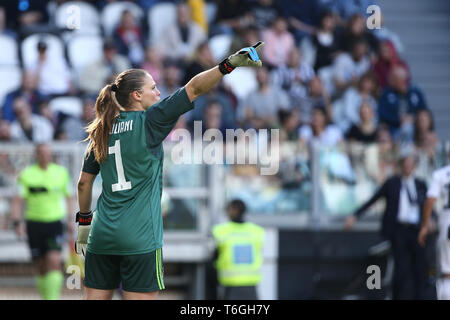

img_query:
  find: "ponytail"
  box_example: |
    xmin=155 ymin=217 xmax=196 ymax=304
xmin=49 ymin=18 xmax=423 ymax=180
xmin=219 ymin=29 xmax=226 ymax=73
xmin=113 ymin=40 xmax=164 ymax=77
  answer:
xmin=85 ymin=84 xmax=120 ymax=163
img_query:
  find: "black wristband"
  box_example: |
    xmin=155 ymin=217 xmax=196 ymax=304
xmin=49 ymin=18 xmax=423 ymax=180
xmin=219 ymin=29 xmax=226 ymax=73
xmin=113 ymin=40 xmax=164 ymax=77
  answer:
xmin=218 ymin=58 xmax=235 ymax=75
xmin=76 ymin=211 xmax=93 ymax=225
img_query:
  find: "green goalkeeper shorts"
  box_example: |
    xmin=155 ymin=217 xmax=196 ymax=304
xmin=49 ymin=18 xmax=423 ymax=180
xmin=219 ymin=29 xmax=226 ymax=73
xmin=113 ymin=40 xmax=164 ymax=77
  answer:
xmin=84 ymin=248 xmax=165 ymax=292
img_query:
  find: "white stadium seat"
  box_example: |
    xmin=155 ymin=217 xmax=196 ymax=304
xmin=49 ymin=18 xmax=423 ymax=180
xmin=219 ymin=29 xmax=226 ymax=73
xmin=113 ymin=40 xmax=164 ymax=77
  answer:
xmin=21 ymin=33 xmax=65 ymax=69
xmin=55 ymin=1 xmax=101 ymax=35
xmin=208 ymin=34 xmax=232 ymax=62
xmin=0 ymin=66 xmax=22 ymax=107
xmin=222 ymin=67 xmax=257 ymax=100
xmin=67 ymin=35 xmax=103 ymax=75
xmin=148 ymin=2 xmax=177 ymax=45
xmin=101 ymin=1 xmax=144 ymax=37
xmin=49 ymin=96 xmax=83 ymax=118
xmin=0 ymin=35 xmax=19 ymax=66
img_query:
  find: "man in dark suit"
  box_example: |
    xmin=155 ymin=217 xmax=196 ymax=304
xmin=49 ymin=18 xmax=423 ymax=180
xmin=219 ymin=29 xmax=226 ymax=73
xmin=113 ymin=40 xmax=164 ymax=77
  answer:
xmin=345 ymin=154 xmax=428 ymax=299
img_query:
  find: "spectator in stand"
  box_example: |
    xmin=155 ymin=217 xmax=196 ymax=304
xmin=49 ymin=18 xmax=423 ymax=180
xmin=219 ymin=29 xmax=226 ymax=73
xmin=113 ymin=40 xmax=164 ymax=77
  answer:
xmin=2 ymin=0 xmax=49 ymax=31
xmin=0 ymin=6 xmax=17 ymax=39
xmin=278 ymin=109 xmax=300 ymax=142
xmin=271 ymin=46 xmax=315 ymax=110
xmin=333 ymin=38 xmax=371 ymax=95
xmin=56 ymin=98 xmax=96 ymax=142
xmin=372 ymin=13 xmax=405 ymax=56
xmin=333 ymin=72 xmax=379 ymax=132
xmin=299 ymin=106 xmax=343 ymax=147
xmin=187 ymin=0 xmax=208 ymax=33
xmin=141 ymin=45 xmax=164 ymax=85
xmin=378 ymin=66 xmax=428 ymax=137
xmin=160 ymin=2 xmax=206 ymax=62
xmin=311 ymin=10 xmax=340 ymax=72
xmin=238 ymin=66 xmax=290 ymax=129
xmin=345 ymin=101 xmax=379 ymax=144
xmin=0 ymin=120 xmax=11 ymax=141
xmin=271 ymin=47 xmax=315 ymax=90
xmin=227 ymin=26 xmax=260 ymax=58
xmin=249 ymin=0 xmax=282 ymax=31
xmin=327 ymin=0 xmax=378 ymax=21
xmin=113 ymin=10 xmax=145 ymax=67
xmin=137 ymin=0 xmax=160 ymax=11
xmin=202 ymin=100 xmax=231 ymax=136
xmin=412 ymin=109 xmax=439 ymax=162
xmin=261 ymin=16 xmax=296 ymax=69
xmin=296 ymin=76 xmax=331 ymax=124
xmin=336 ymin=13 xmax=379 ymax=58
xmin=211 ymin=0 xmax=252 ymax=36
xmin=37 ymin=101 xmax=56 ymax=130
xmin=26 ymin=40 xmax=73 ymax=97
xmin=371 ymin=125 xmax=398 ymax=184
xmin=187 ymin=86 xmax=237 ymax=131
xmin=356 ymin=124 xmax=398 ymax=185
xmin=373 ymin=40 xmax=410 ymax=89
xmin=183 ymin=42 xmax=216 ymax=85
xmin=10 ymin=97 xmax=53 ymax=143
xmin=280 ymin=0 xmax=323 ymax=43
xmin=158 ymin=62 xmax=183 ymax=98
xmin=2 ymin=71 xmax=47 ymax=123
xmin=79 ymin=40 xmax=131 ymax=95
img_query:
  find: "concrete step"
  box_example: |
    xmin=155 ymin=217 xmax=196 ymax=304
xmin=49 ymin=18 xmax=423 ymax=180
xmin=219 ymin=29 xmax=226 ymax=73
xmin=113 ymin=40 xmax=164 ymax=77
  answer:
xmin=420 ymin=83 xmax=450 ymax=92
xmin=379 ymin=0 xmax=450 ymax=13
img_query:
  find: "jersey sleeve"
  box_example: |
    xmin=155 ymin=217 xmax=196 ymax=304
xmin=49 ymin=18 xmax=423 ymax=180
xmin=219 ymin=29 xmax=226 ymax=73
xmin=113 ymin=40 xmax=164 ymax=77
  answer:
xmin=144 ymin=87 xmax=194 ymax=147
xmin=82 ymin=148 xmax=100 ymax=175
xmin=427 ymin=170 xmax=442 ymax=199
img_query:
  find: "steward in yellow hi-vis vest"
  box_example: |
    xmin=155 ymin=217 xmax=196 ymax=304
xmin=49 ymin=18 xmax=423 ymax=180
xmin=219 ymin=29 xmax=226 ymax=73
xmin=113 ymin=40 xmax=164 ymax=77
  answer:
xmin=212 ymin=199 xmax=265 ymax=300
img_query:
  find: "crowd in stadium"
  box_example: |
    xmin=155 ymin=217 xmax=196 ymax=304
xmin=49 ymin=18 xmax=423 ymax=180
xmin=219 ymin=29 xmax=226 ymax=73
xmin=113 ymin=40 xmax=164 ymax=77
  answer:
xmin=0 ymin=0 xmax=443 ymax=177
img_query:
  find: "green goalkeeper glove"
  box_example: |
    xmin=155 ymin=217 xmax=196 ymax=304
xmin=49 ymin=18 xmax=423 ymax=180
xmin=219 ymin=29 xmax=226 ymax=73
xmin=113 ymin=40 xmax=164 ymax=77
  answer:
xmin=75 ymin=211 xmax=92 ymax=257
xmin=218 ymin=41 xmax=264 ymax=74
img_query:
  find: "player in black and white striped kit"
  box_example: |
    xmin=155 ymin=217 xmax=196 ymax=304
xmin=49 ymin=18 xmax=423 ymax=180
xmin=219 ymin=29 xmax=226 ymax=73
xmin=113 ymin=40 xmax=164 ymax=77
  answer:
xmin=418 ymin=150 xmax=450 ymax=300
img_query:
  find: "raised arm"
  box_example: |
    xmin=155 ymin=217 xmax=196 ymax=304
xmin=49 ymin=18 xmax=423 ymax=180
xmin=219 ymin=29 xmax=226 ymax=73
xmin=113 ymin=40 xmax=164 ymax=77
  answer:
xmin=185 ymin=66 xmax=223 ymax=102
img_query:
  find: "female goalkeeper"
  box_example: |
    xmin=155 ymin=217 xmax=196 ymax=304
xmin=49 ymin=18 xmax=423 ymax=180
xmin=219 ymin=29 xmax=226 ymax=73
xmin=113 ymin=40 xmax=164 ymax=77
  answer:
xmin=75 ymin=42 xmax=264 ymax=300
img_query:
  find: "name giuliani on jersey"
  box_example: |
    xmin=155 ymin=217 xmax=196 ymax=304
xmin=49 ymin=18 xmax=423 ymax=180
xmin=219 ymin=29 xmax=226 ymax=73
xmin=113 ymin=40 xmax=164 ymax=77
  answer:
xmin=110 ymin=120 xmax=134 ymax=135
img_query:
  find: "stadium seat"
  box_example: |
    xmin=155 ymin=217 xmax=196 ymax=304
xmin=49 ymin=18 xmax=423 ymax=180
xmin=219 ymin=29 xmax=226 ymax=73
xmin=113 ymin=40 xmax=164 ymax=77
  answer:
xmin=208 ymin=34 xmax=232 ymax=62
xmin=67 ymin=35 xmax=103 ymax=75
xmin=147 ymin=2 xmax=177 ymax=45
xmin=204 ymin=2 xmax=217 ymax=25
xmin=0 ymin=66 xmax=22 ymax=107
xmin=101 ymin=1 xmax=144 ymax=37
xmin=48 ymin=96 xmax=83 ymax=118
xmin=0 ymin=35 xmax=19 ymax=67
xmin=222 ymin=68 xmax=258 ymax=100
xmin=54 ymin=1 xmax=101 ymax=37
xmin=21 ymin=33 xmax=65 ymax=69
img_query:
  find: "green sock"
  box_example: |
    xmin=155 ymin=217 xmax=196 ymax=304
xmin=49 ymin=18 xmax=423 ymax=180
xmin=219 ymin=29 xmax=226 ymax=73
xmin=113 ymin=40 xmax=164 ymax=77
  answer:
xmin=36 ymin=275 xmax=46 ymax=299
xmin=43 ymin=270 xmax=64 ymax=300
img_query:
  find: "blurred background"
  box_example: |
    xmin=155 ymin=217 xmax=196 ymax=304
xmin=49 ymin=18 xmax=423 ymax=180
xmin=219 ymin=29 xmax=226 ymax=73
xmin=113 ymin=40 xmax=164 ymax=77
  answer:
xmin=0 ymin=0 xmax=449 ymax=299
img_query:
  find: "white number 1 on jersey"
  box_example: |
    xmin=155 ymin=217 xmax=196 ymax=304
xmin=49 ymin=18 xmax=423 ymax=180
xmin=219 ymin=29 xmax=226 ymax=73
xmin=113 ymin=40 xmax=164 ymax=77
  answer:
xmin=109 ymin=139 xmax=132 ymax=192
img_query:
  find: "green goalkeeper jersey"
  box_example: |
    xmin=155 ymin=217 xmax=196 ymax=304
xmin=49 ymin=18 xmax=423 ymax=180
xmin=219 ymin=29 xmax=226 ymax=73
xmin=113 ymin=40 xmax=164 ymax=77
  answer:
xmin=82 ymin=88 xmax=194 ymax=255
